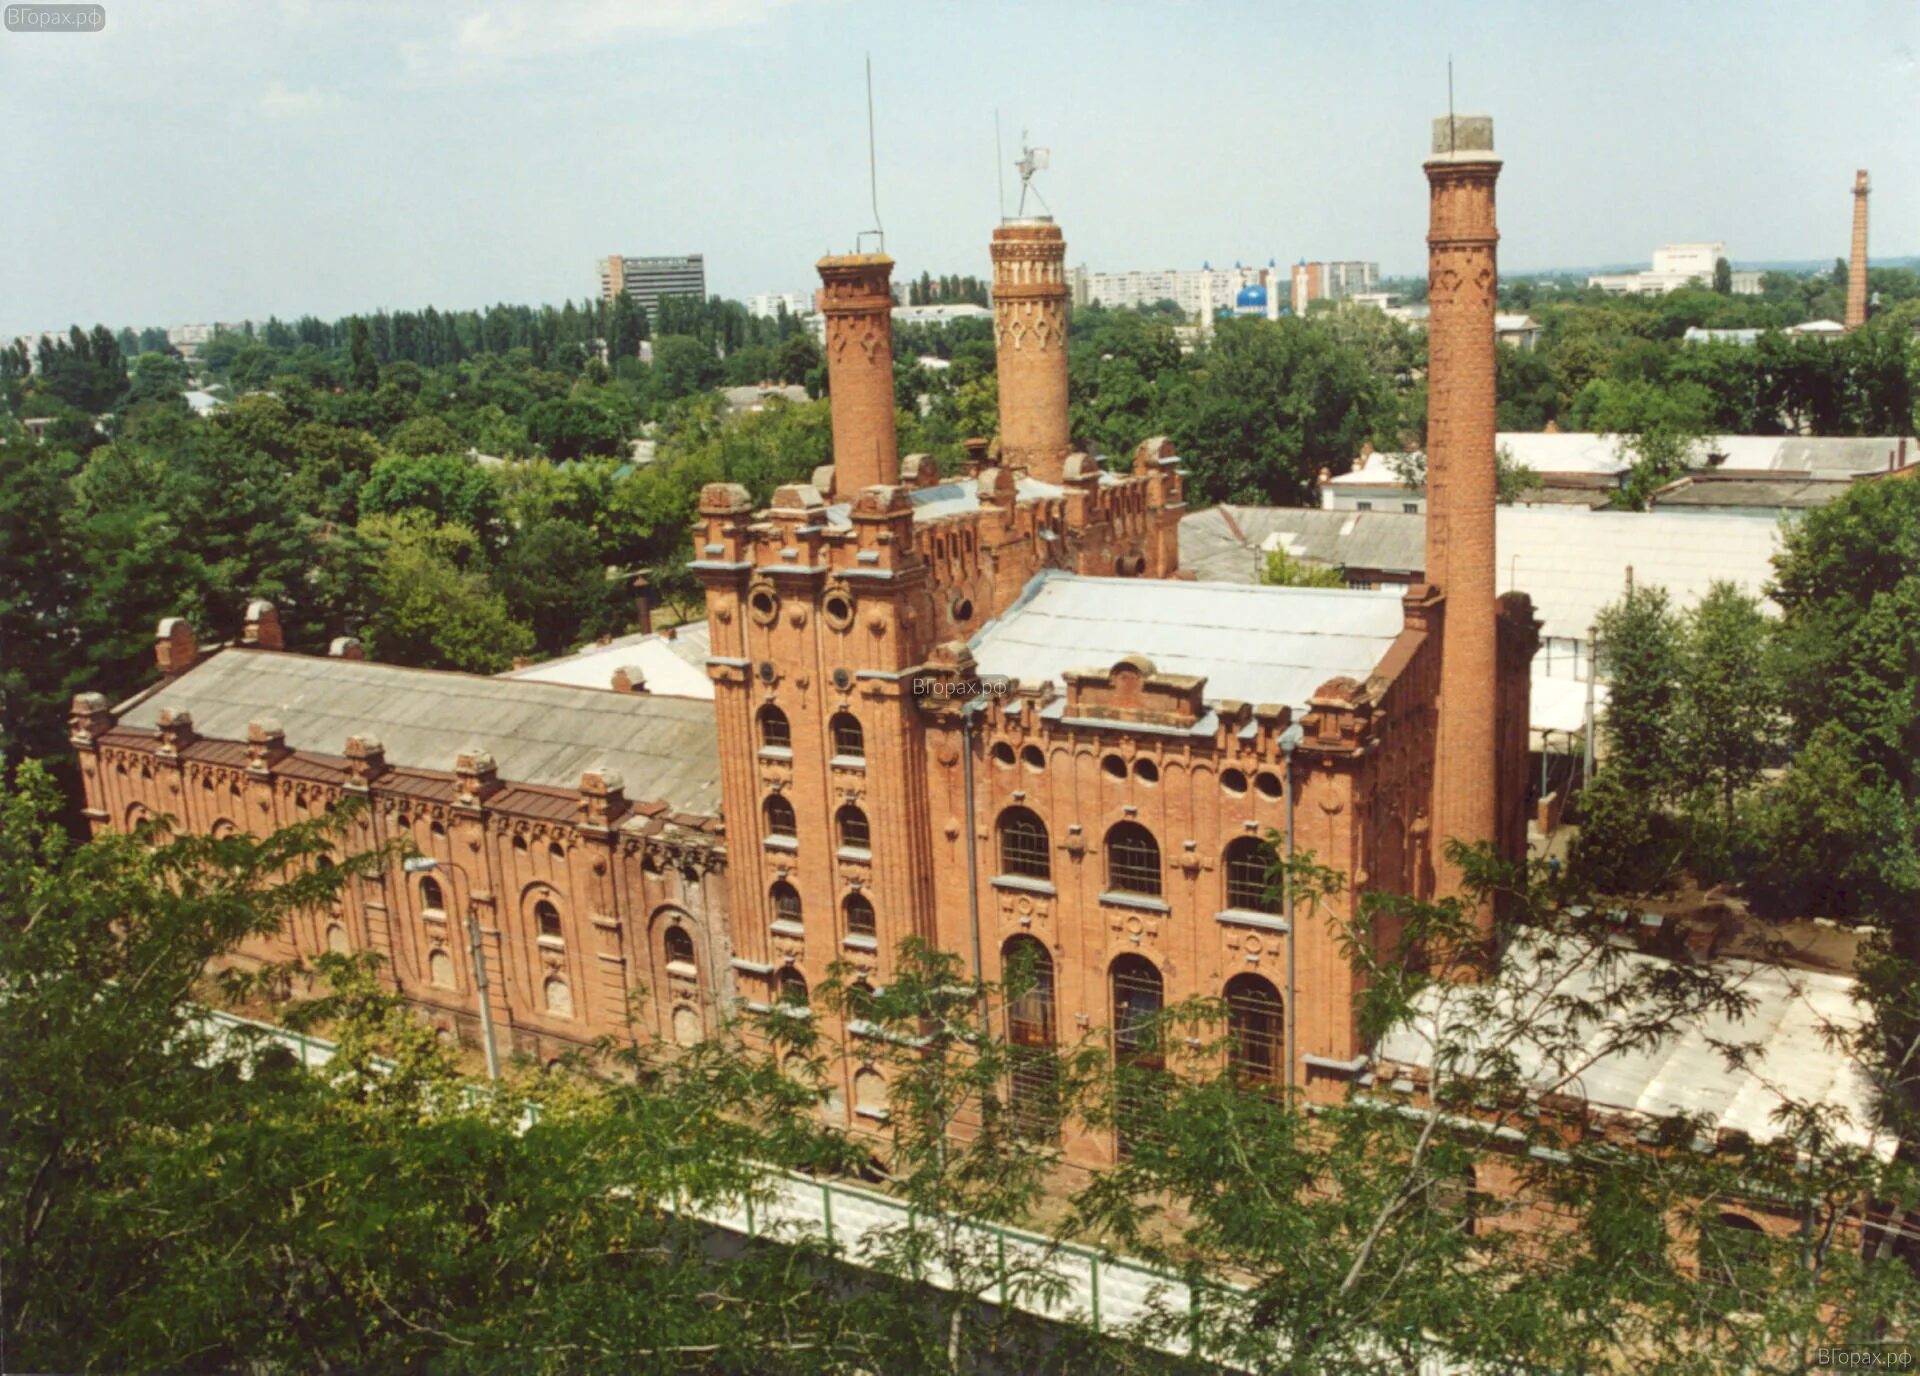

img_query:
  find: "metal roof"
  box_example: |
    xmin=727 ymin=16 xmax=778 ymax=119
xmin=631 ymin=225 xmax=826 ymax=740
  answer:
xmin=504 ymin=622 xmax=714 ymax=700
xmin=121 ymin=650 xmax=722 ymax=813
xmin=1377 ymin=940 xmax=1893 ymax=1159
xmin=1332 ymin=433 xmax=1911 ymax=486
xmin=824 ymin=474 xmax=1066 ymax=528
xmin=967 ymin=570 xmax=1406 ymax=711
xmin=1181 ymin=505 xmax=1785 ymax=645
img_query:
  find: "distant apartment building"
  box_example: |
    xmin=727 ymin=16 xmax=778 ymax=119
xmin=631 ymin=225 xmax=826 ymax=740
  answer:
xmin=598 ymin=254 xmax=707 ymax=323
xmin=1071 ymin=263 xmax=1278 ymax=320
xmin=1588 ymin=243 xmax=1761 ymax=296
xmin=1290 ymin=260 xmax=1381 ymax=314
xmin=749 ymin=292 xmax=810 ymax=320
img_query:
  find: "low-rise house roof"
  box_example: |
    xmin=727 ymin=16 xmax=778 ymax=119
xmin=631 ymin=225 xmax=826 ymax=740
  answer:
xmin=503 ymin=623 xmax=714 ymax=700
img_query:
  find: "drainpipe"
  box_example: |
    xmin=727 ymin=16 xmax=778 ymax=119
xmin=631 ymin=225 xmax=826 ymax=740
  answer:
xmin=960 ymin=703 xmax=988 ymax=1034
xmin=1279 ymin=722 xmax=1305 ymax=1099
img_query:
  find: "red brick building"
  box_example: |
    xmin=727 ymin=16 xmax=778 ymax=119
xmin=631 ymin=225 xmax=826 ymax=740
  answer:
xmin=74 ymin=120 xmax=1537 ymax=1169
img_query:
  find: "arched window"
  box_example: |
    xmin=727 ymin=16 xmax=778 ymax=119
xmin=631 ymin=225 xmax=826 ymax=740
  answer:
xmin=763 ymin=794 xmax=797 ymax=838
xmin=1004 ymin=935 xmax=1059 ymax=1138
xmin=1110 ymin=954 xmax=1166 ymax=1159
xmin=758 ymin=704 xmax=791 ymax=750
xmin=770 ymin=881 xmax=802 ymax=927
xmin=1105 ymin=822 xmax=1162 ymax=897
xmin=428 ymin=948 xmax=455 ymax=989
xmin=1224 ymin=836 xmax=1279 ymax=913
xmin=776 ymin=967 xmax=810 ymax=1009
xmin=997 ymin=806 xmax=1051 ymax=880
xmin=419 ymin=876 xmax=445 ymax=913
xmin=663 ymin=925 xmax=696 ymax=969
xmin=535 ymin=899 xmax=562 ymax=939
xmin=854 ymin=1067 xmax=888 ymax=1116
xmin=1701 ymin=1212 xmax=1769 ymax=1300
xmin=1224 ymin=973 xmax=1285 ymax=1089
xmin=837 ymin=804 xmax=871 ymax=851
xmin=830 ymin=712 xmax=865 ymax=760
xmin=326 ymin=922 xmax=351 ymax=955
xmin=671 ymin=1004 xmax=701 ymax=1046
xmin=843 ymin=892 xmax=877 ymax=940
xmin=544 ymin=976 xmax=573 ymax=1018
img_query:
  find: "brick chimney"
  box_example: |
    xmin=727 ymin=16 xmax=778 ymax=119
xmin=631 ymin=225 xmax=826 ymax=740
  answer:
xmin=242 ymin=599 xmax=284 ymax=651
xmin=155 ymin=618 xmax=196 ymax=676
xmin=329 ymin=636 xmax=365 ymax=661
xmin=1424 ymin=113 xmax=1502 ymax=932
xmin=990 ymin=219 xmax=1072 ymax=484
xmin=816 ymin=253 xmax=899 ymax=495
xmin=1846 ymin=169 xmax=1870 ymax=331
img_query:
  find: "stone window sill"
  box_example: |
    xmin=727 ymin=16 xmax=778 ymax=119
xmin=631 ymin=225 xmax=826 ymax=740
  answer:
xmin=991 ymin=873 xmax=1055 ymax=896
xmin=829 ymin=755 xmax=866 ymax=771
xmin=769 ymin=918 xmax=805 ymax=938
xmin=665 ymin=959 xmax=698 ymax=978
xmin=842 ymin=933 xmax=878 ymax=952
xmin=836 ymin=847 xmax=873 ymax=863
xmin=1214 ymin=908 xmax=1288 ymax=934
xmin=1100 ymin=890 xmax=1170 ymax=913
xmin=763 ymin=834 xmax=799 ymax=852
xmin=757 ymin=746 xmax=793 ymax=762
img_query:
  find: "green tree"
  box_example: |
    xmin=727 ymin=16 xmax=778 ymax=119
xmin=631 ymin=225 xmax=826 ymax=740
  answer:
xmin=1260 ymin=546 xmax=1348 ymax=588
xmin=348 ymin=316 xmax=379 ymax=392
xmin=1676 ymin=581 xmax=1778 ymax=851
xmin=494 ymin=517 xmax=622 ymax=656
xmin=1713 ymin=257 xmax=1733 ymax=295
xmin=357 ymin=512 xmax=531 ymax=672
xmin=358 ymin=452 xmax=504 ymax=547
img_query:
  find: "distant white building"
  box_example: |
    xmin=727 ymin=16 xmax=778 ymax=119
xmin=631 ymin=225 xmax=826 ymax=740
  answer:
xmin=890 ymin=303 xmax=993 ymax=327
xmin=1072 ymin=263 xmax=1277 ymax=320
xmin=1588 ymin=243 xmax=1760 ymax=296
xmin=748 ymin=292 xmax=810 ymax=320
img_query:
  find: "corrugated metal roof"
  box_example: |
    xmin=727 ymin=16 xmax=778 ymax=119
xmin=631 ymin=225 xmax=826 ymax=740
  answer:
xmin=120 ymin=650 xmax=721 ymax=813
xmin=968 ymin=570 xmax=1405 ymax=711
xmin=1180 ymin=505 xmax=1785 ymax=645
xmin=504 ymin=622 xmax=714 ymax=699
xmin=824 ymin=475 xmax=1065 ymax=527
xmin=1377 ymin=940 xmax=1892 ymax=1159
xmin=1332 ymin=433 xmax=1911 ymax=485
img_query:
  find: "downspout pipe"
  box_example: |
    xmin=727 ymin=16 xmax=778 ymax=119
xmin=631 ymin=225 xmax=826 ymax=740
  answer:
xmin=961 ymin=700 xmax=988 ymax=1033
xmin=1278 ymin=722 xmax=1305 ymax=1100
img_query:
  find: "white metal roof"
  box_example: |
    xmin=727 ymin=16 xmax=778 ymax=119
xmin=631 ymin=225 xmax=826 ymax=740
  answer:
xmin=503 ymin=622 xmax=714 ymax=700
xmin=1331 ymin=432 xmax=1912 ymax=488
xmin=824 ymin=475 xmax=1066 ymax=527
xmin=1377 ymin=941 xmax=1893 ymax=1160
xmin=1529 ymin=670 xmax=1608 ymax=747
xmin=967 ymin=571 xmax=1406 ymax=711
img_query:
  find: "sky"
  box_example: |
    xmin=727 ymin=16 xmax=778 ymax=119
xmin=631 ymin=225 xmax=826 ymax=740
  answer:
xmin=2 ymin=0 xmax=1916 ymax=337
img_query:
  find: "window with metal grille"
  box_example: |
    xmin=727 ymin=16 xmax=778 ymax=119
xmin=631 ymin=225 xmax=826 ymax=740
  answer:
xmin=535 ymin=899 xmax=563 ymax=939
xmin=830 ymin=712 xmax=865 ymax=760
xmin=770 ymin=881 xmax=802 ymax=927
xmin=843 ymin=892 xmax=876 ymax=939
xmin=998 ymin=806 xmax=1051 ymax=880
xmin=1224 ymin=836 xmax=1278 ymax=912
xmin=758 ymin=705 xmax=791 ymax=749
xmin=776 ymin=967 xmax=809 ymax=1008
xmin=663 ymin=925 xmax=695 ymax=968
xmin=1225 ymin=973 xmax=1284 ymax=1088
xmin=419 ymin=877 xmax=444 ymax=912
xmin=837 ymin=804 xmax=870 ymax=851
xmin=1004 ymin=936 xmax=1059 ymax=1139
xmin=763 ymin=794 xmax=796 ymax=837
xmin=1104 ymin=821 xmax=1162 ymax=896
xmin=1111 ymin=954 xmax=1166 ymax=1160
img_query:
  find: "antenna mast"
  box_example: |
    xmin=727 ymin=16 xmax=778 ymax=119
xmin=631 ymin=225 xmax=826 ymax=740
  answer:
xmin=860 ymin=54 xmax=884 ymax=253
xmin=1013 ymin=131 xmax=1051 ymax=219
xmin=995 ymin=109 xmax=1007 ymax=220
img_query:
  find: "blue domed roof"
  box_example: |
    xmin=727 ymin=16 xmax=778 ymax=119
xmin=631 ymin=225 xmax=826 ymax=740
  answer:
xmin=1235 ymin=284 xmax=1268 ymax=308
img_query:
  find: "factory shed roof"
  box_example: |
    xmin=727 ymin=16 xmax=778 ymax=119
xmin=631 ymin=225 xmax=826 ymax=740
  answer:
xmin=504 ymin=622 xmax=714 ymax=700
xmin=120 ymin=649 xmax=722 ymax=813
xmin=967 ymin=570 xmax=1406 ymax=712
xmin=1377 ymin=941 xmax=1893 ymax=1160
xmin=1180 ymin=506 xmax=1426 ymax=583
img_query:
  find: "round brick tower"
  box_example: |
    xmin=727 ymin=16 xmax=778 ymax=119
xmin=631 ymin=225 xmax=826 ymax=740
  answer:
xmin=1424 ymin=115 xmax=1502 ymax=928
xmin=1846 ymin=170 xmax=1870 ymax=331
xmin=990 ymin=218 xmax=1072 ymax=484
xmin=816 ymin=253 xmax=899 ymax=494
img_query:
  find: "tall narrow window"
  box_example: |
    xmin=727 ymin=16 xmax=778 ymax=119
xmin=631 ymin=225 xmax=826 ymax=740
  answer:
xmin=757 ymin=704 xmax=791 ymax=750
xmin=1224 ymin=973 xmax=1284 ymax=1090
xmin=419 ymin=877 xmax=445 ymax=913
xmin=770 ymin=881 xmax=802 ymax=928
xmin=1110 ymin=954 xmax=1166 ymax=1160
xmin=763 ymin=794 xmax=797 ymax=838
xmin=830 ymin=712 xmax=865 ymax=760
xmin=535 ymin=899 xmax=563 ymax=939
xmin=1224 ymin=836 xmax=1279 ymax=913
xmin=1004 ymin=935 xmax=1059 ymax=1139
xmin=843 ymin=893 xmax=876 ymax=940
xmin=837 ymin=804 xmax=871 ymax=851
xmin=997 ymin=806 xmax=1051 ymax=880
xmin=776 ymin=967 xmax=810 ymax=1009
xmin=1105 ymin=822 xmax=1162 ymax=897
xmin=663 ymin=925 xmax=696 ymax=969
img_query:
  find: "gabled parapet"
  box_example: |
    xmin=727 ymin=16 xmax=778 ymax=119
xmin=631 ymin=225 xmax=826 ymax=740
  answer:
xmin=1061 ymin=655 xmax=1208 ymax=730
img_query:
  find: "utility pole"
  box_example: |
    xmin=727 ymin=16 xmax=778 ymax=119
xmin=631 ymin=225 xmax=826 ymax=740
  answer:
xmin=404 ymin=856 xmax=500 ymax=1081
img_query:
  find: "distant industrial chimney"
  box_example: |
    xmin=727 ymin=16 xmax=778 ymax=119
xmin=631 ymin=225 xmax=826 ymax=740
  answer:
xmin=816 ymin=252 xmax=900 ymax=495
xmin=990 ymin=219 xmax=1072 ymax=484
xmin=1847 ymin=169 xmax=1870 ymax=331
xmin=1424 ymin=112 xmax=1502 ymax=935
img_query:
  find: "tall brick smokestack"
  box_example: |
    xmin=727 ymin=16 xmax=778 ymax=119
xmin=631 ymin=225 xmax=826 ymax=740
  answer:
xmin=990 ymin=219 xmax=1072 ymax=484
xmin=816 ymin=253 xmax=899 ymax=494
xmin=1847 ymin=169 xmax=1870 ymax=331
xmin=1424 ymin=114 xmax=1502 ymax=932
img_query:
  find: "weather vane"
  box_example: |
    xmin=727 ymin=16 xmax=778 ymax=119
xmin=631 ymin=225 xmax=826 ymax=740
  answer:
xmin=1014 ymin=132 xmax=1051 ymax=218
